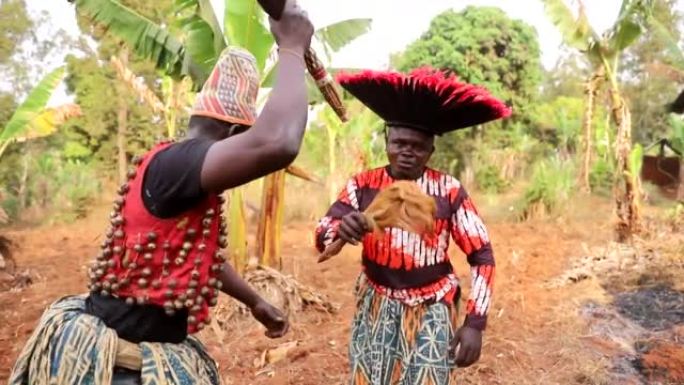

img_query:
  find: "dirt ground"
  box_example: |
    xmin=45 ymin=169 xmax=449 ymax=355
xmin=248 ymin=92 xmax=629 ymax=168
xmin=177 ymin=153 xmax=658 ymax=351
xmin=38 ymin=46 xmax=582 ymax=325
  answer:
xmin=0 ymin=195 xmax=682 ymax=385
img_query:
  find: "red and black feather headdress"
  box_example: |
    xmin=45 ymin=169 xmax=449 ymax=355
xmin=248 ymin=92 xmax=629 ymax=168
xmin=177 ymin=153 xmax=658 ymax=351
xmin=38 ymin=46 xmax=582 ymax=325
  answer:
xmin=336 ymin=67 xmax=512 ymax=135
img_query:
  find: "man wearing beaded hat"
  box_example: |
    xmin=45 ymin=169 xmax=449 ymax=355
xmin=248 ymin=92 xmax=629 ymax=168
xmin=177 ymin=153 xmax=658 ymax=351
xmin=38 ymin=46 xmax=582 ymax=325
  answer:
xmin=314 ymin=67 xmax=511 ymax=385
xmin=9 ymin=4 xmax=313 ymax=385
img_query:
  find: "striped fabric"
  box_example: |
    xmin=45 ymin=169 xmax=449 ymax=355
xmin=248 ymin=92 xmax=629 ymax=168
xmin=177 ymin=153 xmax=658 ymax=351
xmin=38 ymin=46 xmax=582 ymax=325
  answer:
xmin=349 ymin=274 xmax=460 ymax=385
xmin=191 ymin=46 xmax=260 ymax=126
xmin=8 ymin=295 xmax=220 ymax=385
xmin=315 ymin=166 xmax=495 ymax=331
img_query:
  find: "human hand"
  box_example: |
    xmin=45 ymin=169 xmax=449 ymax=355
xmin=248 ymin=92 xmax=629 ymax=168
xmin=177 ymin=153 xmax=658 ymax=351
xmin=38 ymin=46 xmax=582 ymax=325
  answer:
xmin=338 ymin=212 xmax=371 ymax=245
xmin=269 ymin=0 xmax=314 ymax=54
xmin=250 ymin=299 xmax=289 ymax=338
xmin=450 ymin=326 xmax=482 ymax=367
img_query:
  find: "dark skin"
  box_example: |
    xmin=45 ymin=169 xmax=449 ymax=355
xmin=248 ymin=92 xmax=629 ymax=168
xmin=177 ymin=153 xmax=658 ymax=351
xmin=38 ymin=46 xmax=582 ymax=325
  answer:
xmin=180 ymin=0 xmax=313 ymax=339
xmin=338 ymin=125 xmax=483 ymax=367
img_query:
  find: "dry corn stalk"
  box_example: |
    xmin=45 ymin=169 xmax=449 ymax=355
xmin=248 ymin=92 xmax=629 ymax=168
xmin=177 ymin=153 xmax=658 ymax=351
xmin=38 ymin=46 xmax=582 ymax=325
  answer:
xmin=110 ymin=55 xmax=165 ymax=114
xmin=318 ymin=181 xmax=436 ymax=263
xmin=305 ymin=47 xmax=347 ymax=122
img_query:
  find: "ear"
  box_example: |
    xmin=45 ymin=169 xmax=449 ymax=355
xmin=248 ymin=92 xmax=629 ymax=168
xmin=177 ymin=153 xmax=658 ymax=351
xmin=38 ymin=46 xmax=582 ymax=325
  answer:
xmin=226 ymin=124 xmax=241 ymax=137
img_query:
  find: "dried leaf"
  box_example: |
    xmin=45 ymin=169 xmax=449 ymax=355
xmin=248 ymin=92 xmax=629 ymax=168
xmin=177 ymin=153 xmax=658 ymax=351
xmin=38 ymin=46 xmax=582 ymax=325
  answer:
xmin=265 ymin=340 xmax=298 ymax=365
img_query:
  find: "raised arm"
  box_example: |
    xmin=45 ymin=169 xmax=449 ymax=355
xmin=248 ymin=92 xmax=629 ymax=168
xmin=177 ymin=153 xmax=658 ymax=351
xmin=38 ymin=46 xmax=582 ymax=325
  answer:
xmin=201 ymin=2 xmax=314 ymax=193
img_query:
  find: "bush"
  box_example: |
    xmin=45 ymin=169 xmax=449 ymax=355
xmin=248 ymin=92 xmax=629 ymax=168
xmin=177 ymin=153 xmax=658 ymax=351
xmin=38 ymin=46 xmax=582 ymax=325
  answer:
xmin=50 ymin=160 xmax=102 ymax=222
xmin=589 ymin=158 xmax=614 ymax=195
xmin=518 ymin=156 xmax=576 ymax=220
xmin=475 ymin=164 xmax=510 ymax=193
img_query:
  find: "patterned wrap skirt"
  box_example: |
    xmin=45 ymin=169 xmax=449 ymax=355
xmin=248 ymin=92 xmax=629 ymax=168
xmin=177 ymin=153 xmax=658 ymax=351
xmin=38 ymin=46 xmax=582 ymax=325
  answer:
xmin=8 ymin=294 xmax=220 ymax=385
xmin=349 ymin=274 xmax=460 ymax=385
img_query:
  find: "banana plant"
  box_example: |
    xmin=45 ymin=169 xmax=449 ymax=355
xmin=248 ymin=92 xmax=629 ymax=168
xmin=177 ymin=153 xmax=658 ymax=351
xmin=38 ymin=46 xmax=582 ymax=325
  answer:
xmin=542 ymin=0 xmax=653 ymax=242
xmin=0 ymin=67 xmax=80 ymax=159
xmin=68 ymin=0 xmax=372 ymax=270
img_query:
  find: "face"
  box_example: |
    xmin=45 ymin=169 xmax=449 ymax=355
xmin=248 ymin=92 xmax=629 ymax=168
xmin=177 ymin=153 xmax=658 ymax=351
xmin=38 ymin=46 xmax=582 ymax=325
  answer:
xmin=386 ymin=126 xmax=435 ymax=180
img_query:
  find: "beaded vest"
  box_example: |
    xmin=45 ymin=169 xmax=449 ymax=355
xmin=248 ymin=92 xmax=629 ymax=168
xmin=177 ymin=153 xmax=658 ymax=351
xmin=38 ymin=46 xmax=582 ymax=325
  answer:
xmin=87 ymin=141 xmax=228 ymax=334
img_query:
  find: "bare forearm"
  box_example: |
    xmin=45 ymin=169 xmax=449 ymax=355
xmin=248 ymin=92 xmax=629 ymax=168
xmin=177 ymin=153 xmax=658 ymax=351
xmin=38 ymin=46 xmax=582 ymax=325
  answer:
xmin=217 ymin=263 xmax=261 ymax=308
xmin=199 ymin=52 xmax=310 ymax=192
xmin=253 ymin=52 xmax=308 ymax=153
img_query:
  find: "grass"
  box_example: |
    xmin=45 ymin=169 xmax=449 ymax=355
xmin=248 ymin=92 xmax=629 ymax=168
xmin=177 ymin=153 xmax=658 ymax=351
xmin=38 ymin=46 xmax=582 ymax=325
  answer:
xmin=518 ymin=156 xmax=576 ymax=220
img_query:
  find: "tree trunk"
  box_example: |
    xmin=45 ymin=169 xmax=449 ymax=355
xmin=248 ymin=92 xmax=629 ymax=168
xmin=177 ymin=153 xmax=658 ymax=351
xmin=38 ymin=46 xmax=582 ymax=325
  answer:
xmin=580 ymin=69 xmax=603 ymax=193
xmin=227 ymin=189 xmax=248 ymax=275
xmin=610 ymin=89 xmax=641 ymax=242
xmin=17 ymin=149 xmax=30 ymax=210
xmin=677 ymin=159 xmax=684 ymax=202
xmin=257 ymin=171 xmax=286 ymax=269
xmin=117 ymin=49 xmax=129 ymax=185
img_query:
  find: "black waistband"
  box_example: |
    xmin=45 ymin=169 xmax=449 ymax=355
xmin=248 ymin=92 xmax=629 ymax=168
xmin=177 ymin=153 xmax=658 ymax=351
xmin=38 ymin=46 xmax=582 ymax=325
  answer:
xmin=85 ymin=292 xmax=188 ymax=344
xmin=362 ymin=258 xmax=453 ymax=289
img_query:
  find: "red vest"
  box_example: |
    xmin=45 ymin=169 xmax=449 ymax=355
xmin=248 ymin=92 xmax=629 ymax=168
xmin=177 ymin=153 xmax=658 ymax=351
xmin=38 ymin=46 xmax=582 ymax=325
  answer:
xmin=88 ymin=141 xmax=227 ymax=334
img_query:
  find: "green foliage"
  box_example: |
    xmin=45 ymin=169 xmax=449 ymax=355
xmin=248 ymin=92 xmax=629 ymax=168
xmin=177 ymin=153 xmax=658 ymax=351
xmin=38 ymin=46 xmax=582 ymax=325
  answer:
xmin=541 ymin=51 xmax=591 ymax=101
xmin=69 ymin=0 xmax=208 ymax=87
xmin=62 ymin=54 xmax=162 ymax=171
xmin=315 ymin=19 xmax=373 ymax=60
xmin=0 ymin=67 xmax=66 ymax=158
xmin=0 ymin=92 xmax=17 ymax=128
xmin=542 ymin=0 xmax=652 ymax=66
xmin=590 ymin=157 xmax=615 ymax=194
xmin=629 ymin=143 xmax=644 ymax=182
xmin=223 ymin=0 xmax=272 ymax=71
xmin=303 ymin=101 xmax=385 ymax=177
xmin=532 ymin=96 xmax=584 ymax=154
xmin=623 ymin=0 xmax=682 ymax=144
xmin=430 ymin=121 xmax=545 ymax=192
xmin=475 ymin=165 xmax=510 ymax=194
xmin=541 ymin=0 xmax=595 ymax=51
xmin=27 ymin=151 xmax=102 ymax=222
xmin=519 ymin=156 xmax=576 ymax=220
xmin=395 ymin=6 xmax=542 ymax=122
xmin=666 ymin=114 xmax=684 ymax=154
xmin=0 ymin=0 xmax=32 ymax=64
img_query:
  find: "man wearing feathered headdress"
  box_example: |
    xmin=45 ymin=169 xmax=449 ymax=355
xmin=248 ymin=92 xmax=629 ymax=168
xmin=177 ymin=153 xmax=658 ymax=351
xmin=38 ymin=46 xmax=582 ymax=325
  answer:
xmin=314 ymin=67 xmax=511 ymax=384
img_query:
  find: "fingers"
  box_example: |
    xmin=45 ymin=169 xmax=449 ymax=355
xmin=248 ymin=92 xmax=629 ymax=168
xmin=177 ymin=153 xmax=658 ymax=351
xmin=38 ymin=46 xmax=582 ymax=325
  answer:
xmin=339 ymin=213 xmax=370 ymax=245
xmin=455 ymin=342 xmax=480 ymax=367
xmin=338 ymin=223 xmax=361 ymax=245
xmin=455 ymin=342 xmax=468 ymax=367
xmin=265 ymin=319 xmax=289 ymax=338
xmin=350 ymin=212 xmax=370 ymax=232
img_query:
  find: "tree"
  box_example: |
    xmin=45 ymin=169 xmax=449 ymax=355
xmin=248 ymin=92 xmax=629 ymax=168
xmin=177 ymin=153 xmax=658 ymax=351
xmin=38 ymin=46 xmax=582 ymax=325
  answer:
xmin=622 ymin=0 xmax=683 ymax=144
xmin=542 ymin=0 xmax=653 ymax=242
xmin=541 ymin=50 xmax=592 ymax=101
xmin=63 ymin=0 xmax=175 ymax=173
xmin=395 ymin=6 xmax=542 ymax=123
xmin=0 ymin=0 xmax=32 ymax=64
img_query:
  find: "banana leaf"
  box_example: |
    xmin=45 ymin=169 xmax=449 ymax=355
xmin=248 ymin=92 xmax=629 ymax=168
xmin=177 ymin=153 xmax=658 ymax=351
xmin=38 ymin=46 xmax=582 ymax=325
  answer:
xmin=69 ymin=0 xmax=208 ymax=87
xmin=0 ymin=67 xmax=66 ymax=143
xmin=224 ymin=0 xmax=274 ymax=72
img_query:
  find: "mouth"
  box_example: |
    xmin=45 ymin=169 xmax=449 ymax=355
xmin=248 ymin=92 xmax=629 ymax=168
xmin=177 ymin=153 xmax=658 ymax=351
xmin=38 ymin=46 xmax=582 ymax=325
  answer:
xmin=397 ymin=158 xmax=415 ymax=169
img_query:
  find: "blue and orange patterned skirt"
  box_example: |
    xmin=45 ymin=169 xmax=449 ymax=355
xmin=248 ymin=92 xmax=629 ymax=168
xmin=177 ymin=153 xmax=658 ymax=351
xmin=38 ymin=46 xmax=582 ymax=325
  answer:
xmin=349 ymin=274 xmax=460 ymax=385
xmin=8 ymin=294 xmax=220 ymax=385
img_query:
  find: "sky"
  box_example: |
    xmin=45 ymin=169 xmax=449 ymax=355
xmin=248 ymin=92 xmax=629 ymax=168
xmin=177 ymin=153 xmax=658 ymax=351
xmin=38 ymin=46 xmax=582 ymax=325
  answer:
xmin=23 ymin=0 xmax=683 ymax=105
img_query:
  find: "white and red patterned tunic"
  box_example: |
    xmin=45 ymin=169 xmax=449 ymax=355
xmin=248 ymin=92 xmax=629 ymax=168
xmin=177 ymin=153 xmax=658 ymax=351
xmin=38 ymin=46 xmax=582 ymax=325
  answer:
xmin=315 ymin=166 xmax=495 ymax=330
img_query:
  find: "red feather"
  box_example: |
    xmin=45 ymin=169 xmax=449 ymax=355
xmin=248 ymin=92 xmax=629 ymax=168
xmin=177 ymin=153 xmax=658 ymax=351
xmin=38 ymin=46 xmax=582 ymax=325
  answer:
xmin=336 ymin=67 xmax=512 ymax=135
